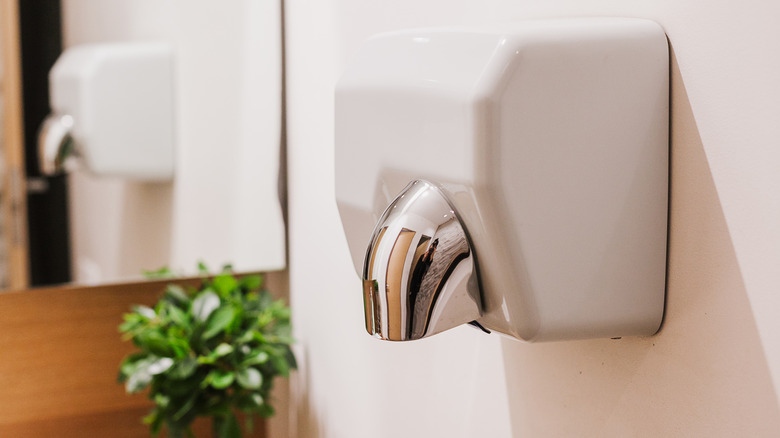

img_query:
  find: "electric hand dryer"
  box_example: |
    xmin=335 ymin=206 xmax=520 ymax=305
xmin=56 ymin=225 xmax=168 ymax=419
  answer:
xmin=335 ymin=18 xmax=669 ymax=342
xmin=39 ymin=42 xmax=174 ymax=180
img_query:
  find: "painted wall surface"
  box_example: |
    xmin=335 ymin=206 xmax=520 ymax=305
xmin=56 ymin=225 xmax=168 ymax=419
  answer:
xmin=61 ymin=0 xmax=285 ymax=283
xmin=285 ymin=0 xmax=780 ymax=436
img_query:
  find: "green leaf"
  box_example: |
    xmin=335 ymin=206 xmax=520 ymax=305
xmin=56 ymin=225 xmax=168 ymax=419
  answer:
xmin=119 ymin=320 xmax=139 ymax=334
xmin=237 ymin=393 xmax=264 ymax=411
xmin=143 ymin=266 xmax=175 ymax=279
xmin=126 ymin=368 xmax=152 ymax=393
xmin=123 ymin=355 xmax=172 ymax=393
xmin=119 ymin=313 xmax=146 ymax=334
xmin=142 ymin=410 xmax=157 ymax=425
xmin=134 ymin=305 xmax=157 ymax=320
xmin=163 ymin=376 xmax=201 ymax=397
xmin=271 ymin=352 xmax=291 ymax=377
xmin=217 ymin=412 xmax=241 ymax=438
xmin=213 ymin=343 xmax=234 ymax=357
xmin=251 ymin=393 xmax=264 ymax=407
xmin=197 ymin=261 xmax=209 ymax=274
xmin=121 ymin=312 xmax=144 ymax=323
xmin=239 ymin=274 xmax=263 ymax=291
xmin=227 ymin=307 xmax=244 ymax=334
xmin=147 ymin=357 xmax=175 ymax=375
xmin=269 ymin=334 xmax=295 ymax=345
xmin=207 ymin=369 xmax=235 ymax=389
xmin=169 ymin=357 xmax=198 ymax=380
xmin=242 ymin=350 xmax=269 ymax=366
xmin=172 ymin=394 xmax=198 ymax=421
xmin=203 ymin=305 xmax=237 ymax=340
xmin=236 ymin=330 xmax=255 ymax=344
xmin=213 ymin=274 xmax=238 ymax=296
xmin=118 ymin=353 xmax=149 ymax=380
xmin=250 ymin=331 xmax=267 ymax=343
xmin=166 ymin=305 xmax=189 ymax=328
xmin=203 ymin=401 xmax=232 ymax=418
xmin=258 ymin=403 xmax=275 ymax=418
xmin=168 ymin=337 xmax=190 ymax=359
xmin=143 ymin=408 xmax=164 ymax=435
xmin=285 ymin=346 xmax=298 ymax=370
xmin=154 ymin=394 xmax=171 ymax=409
xmin=256 ymin=289 xmax=273 ymax=309
xmin=196 ymin=355 xmax=216 ymax=365
xmin=236 ymin=367 xmax=262 ymax=390
xmin=137 ymin=330 xmax=173 ymax=357
xmin=192 ymin=290 xmax=220 ymax=322
xmin=165 ymin=285 xmax=190 ymax=306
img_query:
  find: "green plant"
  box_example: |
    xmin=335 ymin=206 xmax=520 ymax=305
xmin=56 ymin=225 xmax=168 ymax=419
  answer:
xmin=118 ymin=266 xmax=296 ymax=438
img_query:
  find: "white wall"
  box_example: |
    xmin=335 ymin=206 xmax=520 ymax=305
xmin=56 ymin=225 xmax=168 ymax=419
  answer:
xmin=286 ymin=0 xmax=780 ymax=436
xmin=62 ymin=0 xmax=285 ymax=283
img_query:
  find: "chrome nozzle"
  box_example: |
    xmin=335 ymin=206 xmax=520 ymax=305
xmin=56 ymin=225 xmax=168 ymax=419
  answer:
xmin=362 ymin=180 xmax=482 ymax=341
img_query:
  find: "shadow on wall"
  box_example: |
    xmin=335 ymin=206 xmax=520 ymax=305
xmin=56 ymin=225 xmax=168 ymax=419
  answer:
xmin=499 ymin=46 xmax=780 ymax=436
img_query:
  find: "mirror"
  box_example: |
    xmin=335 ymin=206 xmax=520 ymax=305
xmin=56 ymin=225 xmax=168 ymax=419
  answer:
xmin=0 ymin=0 xmax=286 ymax=291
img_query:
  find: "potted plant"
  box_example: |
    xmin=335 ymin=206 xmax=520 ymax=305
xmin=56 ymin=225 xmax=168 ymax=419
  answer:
xmin=118 ymin=266 xmax=296 ymax=438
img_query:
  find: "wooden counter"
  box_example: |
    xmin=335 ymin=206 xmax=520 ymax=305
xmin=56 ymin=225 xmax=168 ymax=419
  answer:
xmin=0 ymin=278 xmax=266 ymax=437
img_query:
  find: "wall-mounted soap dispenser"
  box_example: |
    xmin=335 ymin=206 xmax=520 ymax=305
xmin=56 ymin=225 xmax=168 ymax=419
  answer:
xmin=38 ymin=42 xmax=174 ymax=180
xmin=335 ymin=18 xmax=669 ymax=342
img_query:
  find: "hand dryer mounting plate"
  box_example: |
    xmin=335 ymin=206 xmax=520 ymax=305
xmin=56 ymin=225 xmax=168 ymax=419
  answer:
xmin=335 ymin=18 xmax=669 ymax=342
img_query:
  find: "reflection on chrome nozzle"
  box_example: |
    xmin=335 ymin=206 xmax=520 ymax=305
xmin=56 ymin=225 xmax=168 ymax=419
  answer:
xmin=37 ymin=114 xmax=77 ymax=175
xmin=362 ymin=180 xmax=482 ymax=341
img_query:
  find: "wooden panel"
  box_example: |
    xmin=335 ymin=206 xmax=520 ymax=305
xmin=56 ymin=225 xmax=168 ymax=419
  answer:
xmin=0 ymin=278 xmax=267 ymax=437
xmin=0 ymin=406 xmax=223 ymax=438
xmin=0 ymin=0 xmax=30 ymax=289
